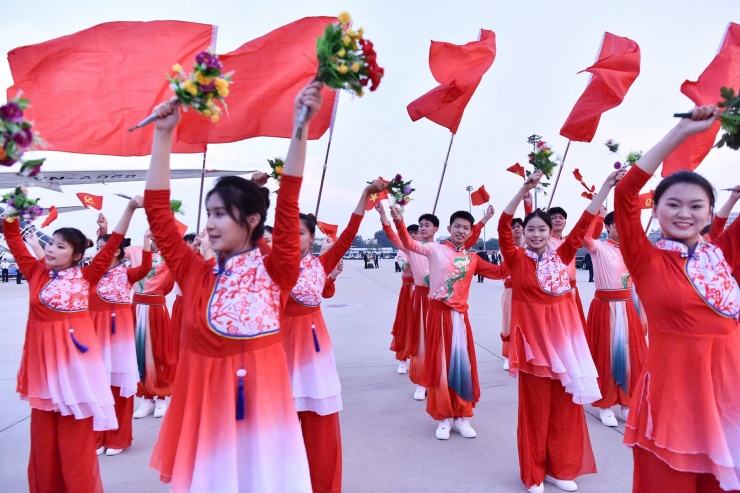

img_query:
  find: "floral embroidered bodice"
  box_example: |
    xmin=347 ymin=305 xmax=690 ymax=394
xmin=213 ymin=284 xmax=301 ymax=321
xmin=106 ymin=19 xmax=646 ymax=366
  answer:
xmin=290 ymin=254 xmax=327 ymax=307
xmin=40 ymin=267 xmax=89 ymax=312
xmin=525 ymin=248 xmax=572 ymax=295
xmin=97 ymin=264 xmax=131 ymax=304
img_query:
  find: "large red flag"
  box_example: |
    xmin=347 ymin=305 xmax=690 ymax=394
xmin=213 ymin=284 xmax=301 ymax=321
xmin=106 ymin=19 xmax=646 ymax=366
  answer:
xmin=406 ymin=29 xmax=496 ymax=134
xmin=178 ymin=17 xmax=338 ymax=144
xmin=663 ymin=23 xmax=740 ymax=177
xmin=7 ymin=21 xmax=212 ymax=156
xmin=76 ymin=192 xmax=103 ymax=210
xmin=638 ymin=190 xmax=655 ymax=209
xmin=560 ymin=32 xmax=641 ymax=142
xmin=470 ymin=185 xmax=490 ymax=206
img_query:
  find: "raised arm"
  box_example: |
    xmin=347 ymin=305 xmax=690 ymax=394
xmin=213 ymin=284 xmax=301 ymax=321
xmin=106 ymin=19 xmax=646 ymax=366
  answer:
xmin=465 ymin=205 xmax=495 ymax=249
xmin=583 ymin=207 xmax=606 ymax=252
xmin=375 ymin=202 xmax=405 ymax=252
xmin=523 ymin=192 xmax=534 ymax=216
xmin=24 ymin=230 xmax=45 ymax=260
xmin=712 ymin=189 xmax=740 ymax=267
xmin=127 ymin=231 xmax=153 ymax=283
xmin=710 ymin=187 xmax=739 ymax=239
xmin=1 ymin=218 xmax=43 ymax=279
xmin=614 ymin=168 xmax=657 ymax=277
xmin=84 ymin=196 xmax=141 ymax=284
xmin=390 ymin=207 xmax=432 ymax=257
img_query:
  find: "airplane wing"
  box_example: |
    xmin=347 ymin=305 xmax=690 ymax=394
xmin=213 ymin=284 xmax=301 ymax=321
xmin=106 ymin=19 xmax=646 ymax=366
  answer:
xmin=0 ymin=169 xmax=258 ymax=192
xmin=44 ymin=206 xmax=87 ymax=215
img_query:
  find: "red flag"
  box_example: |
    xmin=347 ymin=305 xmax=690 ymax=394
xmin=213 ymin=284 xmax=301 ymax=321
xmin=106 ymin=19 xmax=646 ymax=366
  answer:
xmin=7 ymin=21 xmax=212 ymax=157
xmin=506 ymin=162 xmax=525 ymax=179
xmin=178 ymin=17 xmax=338 ymax=144
xmin=317 ymin=221 xmax=338 ymax=241
xmin=638 ymin=190 xmax=655 ymax=209
xmin=663 ymin=23 xmax=740 ymax=176
xmin=40 ymin=206 xmax=58 ymax=228
xmin=174 ymin=219 xmax=189 ymax=237
xmin=407 ymin=29 xmax=496 ymax=134
xmin=560 ymin=32 xmax=641 ymax=142
xmin=76 ymin=192 xmax=103 ymax=210
xmin=573 ymin=168 xmax=596 ymax=199
xmin=470 ymin=185 xmax=490 ymax=206
xmin=365 ymin=190 xmax=389 ymax=211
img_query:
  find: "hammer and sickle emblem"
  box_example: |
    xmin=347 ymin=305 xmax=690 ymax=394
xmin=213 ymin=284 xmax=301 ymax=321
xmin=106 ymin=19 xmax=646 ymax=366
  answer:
xmin=645 ymin=198 xmax=653 ymax=208
xmin=84 ymin=195 xmax=95 ymax=205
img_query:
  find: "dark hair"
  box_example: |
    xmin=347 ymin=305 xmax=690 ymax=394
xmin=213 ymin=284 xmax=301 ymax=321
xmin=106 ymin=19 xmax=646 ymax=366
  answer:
xmin=604 ymin=212 xmax=615 ymax=226
xmin=264 ymin=225 xmax=274 ymax=233
xmin=205 ymin=176 xmax=270 ymax=242
xmin=418 ymin=213 xmax=440 ymax=228
xmin=478 ymin=246 xmax=483 ymax=250
xmin=97 ymin=234 xmax=131 ymax=261
xmin=300 ymin=213 xmax=316 ymax=236
xmin=510 ymin=217 xmax=524 ymax=228
xmin=700 ymin=224 xmax=711 ymax=236
xmin=450 ymin=210 xmax=475 ymax=227
xmin=55 ymin=227 xmax=91 ymax=264
xmin=653 ymin=170 xmax=715 ymax=210
xmin=547 ymin=207 xmax=567 ymax=219
xmin=407 ymin=224 xmax=419 ymax=234
xmin=183 ymin=233 xmax=197 ymax=243
xmin=523 ymin=210 xmax=552 ymax=230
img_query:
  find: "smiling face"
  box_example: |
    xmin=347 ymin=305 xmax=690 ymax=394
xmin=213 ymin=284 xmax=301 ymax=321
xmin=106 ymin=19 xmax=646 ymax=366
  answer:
xmin=447 ymin=218 xmax=472 ymax=246
xmin=653 ymin=182 xmax=712 ymax=245
xmin=205 ymin=192 xmax=258 ymax=257
xmin=511 ymin=222 xmax=523 ymax=244
xmin=524 ymin=216 xmax=551 ymax=255
xmin=45 ymin=234 xmax=81 ymax=270
xmin=549 ymin=213 xmax=566 ymax=235
xmin=418 ymin=220 xmax=438 ymax=242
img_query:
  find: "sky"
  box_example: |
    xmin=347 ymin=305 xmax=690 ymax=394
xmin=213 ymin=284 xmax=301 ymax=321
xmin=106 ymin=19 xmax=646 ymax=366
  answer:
xmin=2 ymin=0 xmax=739 ymax=246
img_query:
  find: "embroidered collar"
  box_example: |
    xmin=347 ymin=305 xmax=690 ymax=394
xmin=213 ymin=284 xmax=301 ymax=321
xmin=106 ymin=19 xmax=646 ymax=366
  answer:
xmin=552 ymin=233 xmax=564 ymax=240
xmin=524 ymin=247 xmax=554 ymax=261
xmin=49 ymin=265 xmax=81 ymax=279
xmin=442 ymin=240 xmax=465 ymax=252
xmin=606 ymin=238 xmax=620 ymax=248
xmin=655 ymin=238 xmax=700 ymax=259
xmin=214 ymin=247 xmax=259 ymax=275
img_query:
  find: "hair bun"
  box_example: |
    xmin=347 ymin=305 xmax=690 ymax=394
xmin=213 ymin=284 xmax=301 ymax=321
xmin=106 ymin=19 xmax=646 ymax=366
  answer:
xmin=259 ymin=187 xmax=271 ymax=210
xmin=85 ymin=238 xmax=94 ymax=249
xmin=122 ymin=238 xmax=132 ymax=249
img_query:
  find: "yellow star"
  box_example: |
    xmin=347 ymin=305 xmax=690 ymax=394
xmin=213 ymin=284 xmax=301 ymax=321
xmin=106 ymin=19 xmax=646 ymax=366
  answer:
xmin=369 ymin=193 xmax=378 ymax=202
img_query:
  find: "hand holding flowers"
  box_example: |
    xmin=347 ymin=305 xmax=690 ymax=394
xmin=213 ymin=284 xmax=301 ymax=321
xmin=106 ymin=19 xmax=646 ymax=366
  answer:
xmin=2 ymin=187 xmax=43 ymax=223
xmin=0 ymin=94 xmax=46 ymax=177
xmin=527 ymin=141 xmax=558 ymax=186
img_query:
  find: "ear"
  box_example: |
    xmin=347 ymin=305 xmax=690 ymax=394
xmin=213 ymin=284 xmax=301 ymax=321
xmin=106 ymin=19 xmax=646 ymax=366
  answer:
xmin=72 ymin=252 xmax=83 ymax=263
xmin=447 ymin=225 xmax=451 ymax=234
xmin=651 ymin=207 xmax=658 ymax=219
xmin=246 ymin=212 xmax=261 ymax=229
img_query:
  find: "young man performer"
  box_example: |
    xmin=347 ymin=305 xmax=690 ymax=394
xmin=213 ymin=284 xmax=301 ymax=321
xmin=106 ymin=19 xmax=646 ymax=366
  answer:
xmin=583 ymin=209 xmax=647 ymax=427
xmin=391 ymin=206 xmax=507 ymax=440
xmin=547 ymin=207 xmax=588 ymax=329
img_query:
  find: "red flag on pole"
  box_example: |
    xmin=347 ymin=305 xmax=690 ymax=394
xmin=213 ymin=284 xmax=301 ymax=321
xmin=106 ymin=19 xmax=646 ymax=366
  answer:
xmin=663 ymin=23 xmax=740 ymax=177
xmin=506 ymin=163 xmax=526 ymax=179
xmin=407 ymin=29 xmax=496 ymax=134
xmin=560 ymin=32 xmax=641 ymax=142
xmin=470 ymin=185 xmax=490 ymax=206
xmin=76 ymin=193 xmax=103 ymax=210
xmin=7 ymin=21 xmax=212 ymax=157
xmin=638 ymin=190 xmax=655 ymax=209
xmin=178 ymin=17 xmax=338 ymax=144
xmin=40 ymin=206 xmax=58 ymax=228
xmin=317 ymin=221 xmax=338 ymax=241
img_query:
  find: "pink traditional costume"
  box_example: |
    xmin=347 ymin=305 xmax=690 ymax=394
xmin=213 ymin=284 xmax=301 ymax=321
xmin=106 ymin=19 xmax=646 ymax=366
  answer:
xmin=548 ymin=234 xmax=588 ymax=330
xmin=90 ymin=249 xmax=152 ymax=451
xmin=382 ymin=224 xmax=417 ymax=363
xmin=3 ymin=218 xmax=121 ymax=493
xmin=616 ymin=166 xmax=740 ymax=493
xmin=145 ymin=175 xmax=311 ymax=492
xmin=280 ymin=213 xmax=362 ymax=493
xmin=498 ymin=211 xmax=600 ymax=489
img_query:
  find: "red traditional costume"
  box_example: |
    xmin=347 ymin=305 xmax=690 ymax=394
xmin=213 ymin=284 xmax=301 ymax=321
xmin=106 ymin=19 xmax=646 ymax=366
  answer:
xmin=498 ymin=211 xmax=600 ymax=489
xmin=144 ymin=175 xmax=312 ymax=492
xmin=171 ymin=283 xmax=184 ymax=357
xmin=710 ymin=215 xmax=740 ymax=284
xmin=382 ymin=225 xmax=416 ymax=362
xmin=91 ymin=250 xmax=152 ymax=451
xmin=615 ymin=166 xmax=740 ymax=493
xmin=501 ymin=204 xmax=533 ymax=360
xmin=4 ymin=218 xmax=121 ymax=493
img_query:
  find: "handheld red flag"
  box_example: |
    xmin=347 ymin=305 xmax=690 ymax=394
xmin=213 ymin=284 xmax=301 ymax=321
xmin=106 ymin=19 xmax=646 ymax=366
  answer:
xmin=7 ymin=21 xmax=212 ymax=157
xmin=663 ymin=23 xmax=740 ymax=176
xmin=40 ymin=205 xmax=58 ymax=228
xmin=76 ymin=193 xmax=103 ymax=210
xmin=506 ymin=162 xmax=526 ymax=179
xmin=317 ymin=221 xmax=338 ymax=241
xmin=365 ymin=190 xmax=389 ymax=211
xmin=560 ymin=32 xmax=641 ymax=142
xmin=174 ymin=219 xmax=189 ymax=237
xmin=572 ymin=169 xmax=596 ymax=199
xmin=638 ymin=190 xmax=655 ymax=209
xmin=407 ymin=29 xmax=496 ymax=134
xmin=470 ymin=185 xmax=490 ymax=206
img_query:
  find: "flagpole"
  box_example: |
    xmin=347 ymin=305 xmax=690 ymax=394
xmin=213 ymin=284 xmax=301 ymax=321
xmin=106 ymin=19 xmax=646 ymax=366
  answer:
xmin=314 ymin=94 xmax=340 ymax=220
xmin=196 ymin=148 xmax=208 ymax=232
xmin=644 ymin=216 xmax=653 ymax=235
xmin=546 ymin=140 xmax=572 ymax=209
xmin=432 ymin=133 xmax=455 ymax=215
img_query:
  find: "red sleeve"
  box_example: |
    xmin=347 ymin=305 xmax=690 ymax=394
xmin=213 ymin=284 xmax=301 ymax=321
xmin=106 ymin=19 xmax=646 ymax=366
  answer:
xmin=498 ymin=212 xmax=520 ymax=267
xmin=614 ymin=166 xmax=657 ymax=277
xmin=475 ymin=257 xmax=509 ymax=280
xmin=709 ymin=215 xmax=728 ymax=242
xmin=395 ymin=219 xmax=432 ymax=256
xmin=524 ymin=202 xmax=534 ymax=216
xmin=712 ymin=214 xmax=740 ymax=267
xmin=322 ymin=277 xmax=336 ymax=298
xmin=127 ymin=250 xmax=152 ymax=283
xmin=320 ymin=213 xmax=362 ymax=274
xmin=465 ymin=221 xmax=484 ymax=249
xmin=263 ymin=174 xmax=302 ymax=289
xmin=83 ymin=232 xmax=124 ymax=284
xmin=557 ymin=211 xmax=594 ymax=265
xmin=144 ymin=190 xmax=202 ymax=287
xmin=383 ymin=223 xmax=405 ymax=252
xmin=2 ymin=218 xmax=43 ymax=280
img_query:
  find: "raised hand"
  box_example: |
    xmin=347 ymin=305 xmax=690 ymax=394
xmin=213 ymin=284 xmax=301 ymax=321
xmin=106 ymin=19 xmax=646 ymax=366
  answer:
xmin=127 ymin=195 xmax=144 ymax=210
xmin=523 ymin=192 xmax=533 ymax=208
xmin=483 ymin=204 xmax=495 ymax=222
xmin=295 ymin=81 xmax=324 ymax=125
xmin=97 ymin=213 xmax=108 ymax=229
xmin=251 ymin=172 xmax=269 ymax=187
xmin=524 ymin=170 xmax=543 ymax=190
xmin=676 ymin=105 xmax=720 ymax=136
xmin=389 ymin=205 xmax=403 ymax=222
xmin=153 ymin=98 xmax=182 ymax=132
xmin=366 ymin=179 xmax=387 ymax=194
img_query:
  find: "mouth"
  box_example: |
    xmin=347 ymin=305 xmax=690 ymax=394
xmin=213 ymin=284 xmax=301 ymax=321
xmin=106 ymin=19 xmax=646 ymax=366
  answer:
xmin=673 ymin=222 xmax=693 ymax=229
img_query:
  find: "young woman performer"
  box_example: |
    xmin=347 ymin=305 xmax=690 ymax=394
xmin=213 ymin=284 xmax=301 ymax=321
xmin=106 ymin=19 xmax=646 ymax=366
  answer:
xmin=281 ymin=181 xmax=384 ymax=493
xmin=170 ymin=232 xmax=198 ymax=358
xmin=144 ymin=84 xmax=323 ymax=492
xmin=3 ymin=195 xmax=140 ymax=492
xmin=91 ymin=224 xmax=152 ymax=456
xmin=615 ymin=105 xmax=740 ymax=493
xmin=500 ymin=169 xmax=622 ymax=493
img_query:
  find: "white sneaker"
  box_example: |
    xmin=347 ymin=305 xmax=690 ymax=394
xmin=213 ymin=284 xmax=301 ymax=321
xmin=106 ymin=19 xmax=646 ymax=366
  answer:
xmin=527 ymin=484 xmax=544 ymax=493
xmin=105 ymin=448 xmax=123 ymax=456
xmin=599 ymin=408 xmax=618 ymax=427
xmin=435 ymin=418 xmax=451 ymax=440
xmin=96 ymin=446 xmax=105 ymax=456
xmin=618 ymin=406 xmax=629 ymax=422
xmin=451 ymin=417 xmax=477 ymax=438
xmin=545 ymin=475 xmax=578 ymax=491
xmin=397 ymin=360 xmax=409 ymax=374
xmin=154 ymin=398 xmax=167 ymax=418
xmin=133 ymin=399 xmax=155 ymax=419
xmin=413 ymin=385 xmax=427 ymax=401
xmin=503 ymin=359 xmax=510 ymax=371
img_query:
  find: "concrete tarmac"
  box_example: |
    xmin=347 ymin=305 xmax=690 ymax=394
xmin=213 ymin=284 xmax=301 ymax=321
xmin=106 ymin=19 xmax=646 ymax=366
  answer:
xmin=0 ymin=260 xmax=632 ymax=492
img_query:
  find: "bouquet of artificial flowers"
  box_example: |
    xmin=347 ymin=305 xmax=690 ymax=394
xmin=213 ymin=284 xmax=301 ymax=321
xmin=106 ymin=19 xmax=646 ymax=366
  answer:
xmin=605 ymin=139 xmax=642 ymax=169
xmin=673 ymin=87 xmax=740 ymax=150
xmin=527 ymin=140 xmax=558 ymax=186
xmin=170 ymin=200 xmax=184 ymax=215
xmin=0 ymin=94 xmax=46 ymax=177
xmin=1 ymin=187 xmax=43 ymax=223
xmin=386 ymin=174 xmax=414 ymax=208
xmin=267 ymin=158 xmax=284 ymax=191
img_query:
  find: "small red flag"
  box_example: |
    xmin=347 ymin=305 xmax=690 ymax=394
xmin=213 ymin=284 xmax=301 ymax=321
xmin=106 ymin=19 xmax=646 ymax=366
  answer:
xmin=560 ymin=32 xmax=641 ymax=142
xmin=76 ymin=193 xmax=103 ymax=210
xmin=506 ymin=162 xmax=525 ymax=179
xmin=663 ymin=23 xmax=740 ymax=176
xmin=174 ymin=218 xmax=189 ymax=237
xmin=573 ymin=168 xmax=596 ymax=199
xmin=40 ymin=205 xmax=58 ymax=228
xmin=470 ymin=185 xmax=490 ymax=206
xmin=365 ymin=190 xmax=389 ymax=211
xmin=407 ymin=29 xmax=496 ymax=134
xmin=638 ymin=190 xmax=655 ymax=209
xmin=317 ymin=221 xmax=338 ymax=241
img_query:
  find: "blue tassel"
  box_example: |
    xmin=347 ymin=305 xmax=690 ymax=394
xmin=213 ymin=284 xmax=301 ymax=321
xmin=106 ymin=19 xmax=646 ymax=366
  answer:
xmin=312 ymin=323 xmax=321 ymax=352
xmin=235 ymin=369 xmax=246 ymax=421
xmin=110 ymin=313 xmax=116 ymax=335
xmin=69 ymin=329 xmax=89 ymax=353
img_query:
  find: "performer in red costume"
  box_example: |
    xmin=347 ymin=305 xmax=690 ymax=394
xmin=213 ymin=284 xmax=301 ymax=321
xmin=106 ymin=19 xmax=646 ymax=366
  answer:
xmin=615 ymin=105 xmax=740 ymax=493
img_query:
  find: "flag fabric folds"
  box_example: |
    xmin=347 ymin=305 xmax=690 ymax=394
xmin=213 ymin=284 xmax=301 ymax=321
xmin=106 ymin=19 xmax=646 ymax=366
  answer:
xmin=317 ymin=221 xmax=338 ymax=241
xmin=406 ymin=29 xmax=497 ymax=134
xmin=470 ymin=185 xmax=490 ymax=206
xmin=559 ymin=32 xmax=641 ymax=143
xmin=506 ymin=163 xmax=525 ymax=179
xmin=365 ymin=190 xmax=388 ymax=211
xmin=663 ymin=23 xmax=740 ymax=176
xmin=40 ymin=206 xmax=58 ymax=228
xmin=177 ymin=16 xmax=339 ymax=144
xmin=76 ymin=192 xmax=103 ymax=210
xmin=7 ymin=21 xmax=213 ymax=156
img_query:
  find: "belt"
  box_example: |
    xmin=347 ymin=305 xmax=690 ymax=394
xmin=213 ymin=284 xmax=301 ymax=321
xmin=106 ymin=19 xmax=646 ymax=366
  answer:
xmin=402 ymin=278 xmax=414 ymax=285
xmin=595 ymin=288 xmax=631 ymax=302
xmin=413 ymin=285 xmax=430 ymax=295
xmin=132 ymin=293 xmax=167 ymax=305
xmin=569 ymin=279 xmax=577 ymax=288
